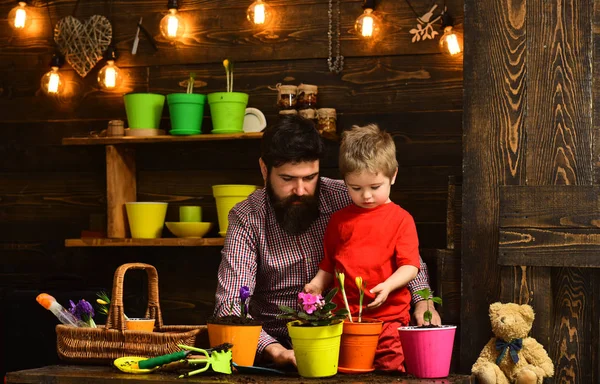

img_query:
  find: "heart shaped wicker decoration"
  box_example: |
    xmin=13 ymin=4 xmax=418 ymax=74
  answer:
xmin=54 ymin=15 xmax=112 ymax=78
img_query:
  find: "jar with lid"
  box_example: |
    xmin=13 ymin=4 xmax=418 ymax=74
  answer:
xmin=277 ymin=84 xmax=297 ymax=110
xmin=298 ymin=108 xmax=318 ymax=125
xmin=297 ymin=84 xmax=318 ymax=110
xmin=317 ymin=108 xmax=337 ymax=139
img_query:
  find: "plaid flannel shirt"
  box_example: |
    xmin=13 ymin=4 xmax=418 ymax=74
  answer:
xmin=214 ymin=177 xmax=431 ymax=357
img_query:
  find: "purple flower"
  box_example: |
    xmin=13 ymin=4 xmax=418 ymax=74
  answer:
xmin=239 ymin=286 xmax=251 ymax=318
xmin=69 ymin=299 xmax=95 ymax=322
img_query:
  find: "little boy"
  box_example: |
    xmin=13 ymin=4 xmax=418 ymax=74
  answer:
xmin=305 ymin=124 xmax=420 ymax=371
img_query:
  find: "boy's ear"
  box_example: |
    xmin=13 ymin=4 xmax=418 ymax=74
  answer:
xmin=259 ymin=158 xmax=268 ymax=183
xmin=391 ymin=167 xmax=398 ymax=185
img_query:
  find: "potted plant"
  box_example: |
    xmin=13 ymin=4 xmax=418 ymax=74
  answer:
xmin=278 ymin=288 xmax=348 ymax=378
xmin=397 ymin=288 xmax=456 ymax=378
xmin=335 ymin=272 xmax=383 ymax=374
xmin=167 ymin=72 xmax=207 ymax=135
xmin=207 ymin=59 xmax=249 ymax=134
xmin=207 ymin=286 xmax=262 ymax=366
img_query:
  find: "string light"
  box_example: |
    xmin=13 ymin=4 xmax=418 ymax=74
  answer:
xmin=355 ymin=0 xmax=382 ymax=40
xmin=439 ymin=10 xmax=462 ymax=56
xmin=160 ymin=0 xmax=185 ymax=41
xmin=97 ymin=46 xmax=123 ymax=90
xmin=41 ymin=53 xmax=65 ymax=95
xmin=8 ymin=1 xmax=31 ymax=31
xmin=247 ymin=0 xmax=273 ymax=26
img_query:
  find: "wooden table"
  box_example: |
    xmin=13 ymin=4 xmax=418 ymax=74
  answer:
xmin=6 ymin=365 xmax=475 ymax=384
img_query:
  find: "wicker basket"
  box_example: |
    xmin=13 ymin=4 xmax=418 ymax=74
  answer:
xmin=56 ymin=262 xmax=208 ymax=364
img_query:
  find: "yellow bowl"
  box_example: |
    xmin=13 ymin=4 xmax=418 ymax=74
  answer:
xmin=165 ymin=222 xmax=213 ymax=238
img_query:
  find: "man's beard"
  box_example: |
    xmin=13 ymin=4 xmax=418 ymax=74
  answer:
xmin=267 ymin=177 xmax=321 ymax=235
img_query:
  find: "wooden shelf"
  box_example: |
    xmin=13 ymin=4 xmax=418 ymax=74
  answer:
xmin=65 ymin=237 xmax=225 ymax=247
xmin=62 ymin=132 xmax=263 ymax=146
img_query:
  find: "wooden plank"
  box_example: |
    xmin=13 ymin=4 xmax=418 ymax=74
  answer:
xmin=550 ymin=268 xmax=595 ymax=383
xmin=4 ymin=365 xmax=475 ymax=384
xmin=62 ymin=133 xmax=263 ymax=146
xmin=0 ymin=0 xmax=464 ymax=71
xmin=462 ymin=0 xmax=526 ymax=372
xmin=499 ymin=228 xmax=600 ymax=266
xmin=499 ymin=185 xmax=600 ymax=228
xmin=0 ymin=56 xmax=463 ymax=123
xmin=106 ymin=145 xmax=136 ymax=238
xmin=526 ymin=0 xmax=593 ymax=376
xmin=65 ymin=238 xmax=225 ymax=247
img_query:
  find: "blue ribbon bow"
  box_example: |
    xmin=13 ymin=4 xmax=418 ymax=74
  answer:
xmin=495 ymin=338 xmax=523 ymax=365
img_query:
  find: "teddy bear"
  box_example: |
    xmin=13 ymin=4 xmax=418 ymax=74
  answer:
xmin=471 ymin=302 xmax=554 ymax=384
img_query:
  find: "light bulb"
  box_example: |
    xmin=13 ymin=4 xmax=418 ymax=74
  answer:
xmin=355 ymin=9 xmax=381 ymax=39
xmin=41 ymin=67 xmax=64 ymax=95
xmin=8 ymin=2 xmax=31 ymax=30
xmin=439 ymin=26 xmax=463 ymax=56
xmin=98 ymin=60 xmax=123 ymax=90
xmin=160 ymin=8 xmax=185 ymax=40
xmin=247 ymin=0 xmax=273 ymax=26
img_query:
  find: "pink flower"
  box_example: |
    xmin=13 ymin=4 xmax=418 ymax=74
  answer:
xmin=298 ymin=292 xmax=324 ymax=314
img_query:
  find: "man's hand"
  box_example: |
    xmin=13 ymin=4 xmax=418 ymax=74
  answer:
xmin=263 ymin=343 xmax=297 ymax=367
xmin=367 ymin=282 xmax=392 ymax=309
xmin=412 ymin=300 xmax=441 ymax=326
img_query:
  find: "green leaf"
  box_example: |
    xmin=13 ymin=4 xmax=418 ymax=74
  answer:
xmin=424 ymin=310 xmax=432 ymax=324
xmin=415 ymin=288 xmax=431 ymax=300
xmin=278 ymin=305 xmax=296 ymax=314
xmin=432 ymin=297 xmax=443 ymax=305
xmin=324 ymin=287 xmax=338 ymax=303
xmin=321 ymin=302 xmax=336 ymax=312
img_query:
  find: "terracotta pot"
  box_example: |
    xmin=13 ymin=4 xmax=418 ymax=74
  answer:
xmin=338 ymin=317 xmax=383 ymax=373
xmin=207 ymin=322 xmax=262 ymax=366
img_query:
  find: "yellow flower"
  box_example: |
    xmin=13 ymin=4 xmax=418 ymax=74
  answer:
xmin=355 ymin=276 xmax=363 ymax=290
xmin=336 ymin=271 xmax=345 ymax=289
xmin=96 ymin=298 xmax=108 ymax=305
xmin=223 ymin=59 xmax=229 ymax=69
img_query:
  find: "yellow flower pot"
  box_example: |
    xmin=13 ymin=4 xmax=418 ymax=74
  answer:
xmin=212 ymin=185 xmax=259 ymax=236
xmin=287 ymin=320 xmax=343 ymax=378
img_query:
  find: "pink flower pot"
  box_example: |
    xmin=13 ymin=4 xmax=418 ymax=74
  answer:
xmin=398 ymin=325 xmax=456 ymax=378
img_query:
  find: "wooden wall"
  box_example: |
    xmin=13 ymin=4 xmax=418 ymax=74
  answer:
xmin=0 ymin=0 xmax=463 ymax=376
xmin=463 ymin=0 xmax=599 ymax=382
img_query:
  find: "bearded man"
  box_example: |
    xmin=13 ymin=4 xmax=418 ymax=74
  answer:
xmin=214 ymin=115 xmax=440 ymax=367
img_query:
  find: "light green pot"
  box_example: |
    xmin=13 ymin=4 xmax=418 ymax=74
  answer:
xmin=124 ymin=93 xmax=165 ymax=129
xmin=207 ymin=92 xmax=249 ymax=134
xmin=287 ymin=320 xmax=343 ymax=378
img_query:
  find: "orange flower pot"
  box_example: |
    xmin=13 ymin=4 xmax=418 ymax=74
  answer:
xmin=338 ymin=317 xmax=383 ymax=373
xmin=207 ymin=323 xmax=262 ymax=366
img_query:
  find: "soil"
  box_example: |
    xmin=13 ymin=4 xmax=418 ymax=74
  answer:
xmin=207 ymin=315 xmax=262 ymax=326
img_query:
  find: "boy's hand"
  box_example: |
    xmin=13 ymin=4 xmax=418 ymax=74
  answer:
xmin=303 ymin=282 xmax=322 ymax=295
xmin=367 ymin=283 xmax=391 ymax=309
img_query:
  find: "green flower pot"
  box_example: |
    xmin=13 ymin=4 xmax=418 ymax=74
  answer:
xmin=124 ymin=93 xmax=165 ymax=129
xmin=167 ymin=93 xmax=206 ymax=135
xmin=207 ymin=92 xmax=249 ymax=134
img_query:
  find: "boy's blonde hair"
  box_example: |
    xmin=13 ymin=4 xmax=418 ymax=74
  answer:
xmin=339 ymin=124 xmax=398 ymax=178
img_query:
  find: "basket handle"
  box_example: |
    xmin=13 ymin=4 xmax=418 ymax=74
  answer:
xmin=105 ymin=263 xmax=164 ymax=331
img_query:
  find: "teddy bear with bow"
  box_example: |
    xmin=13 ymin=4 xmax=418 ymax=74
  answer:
xmin=472 ymin=302 xmax=554 ymax=384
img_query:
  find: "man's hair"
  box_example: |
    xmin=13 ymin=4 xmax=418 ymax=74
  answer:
xmin=339 ymin=124 xmax=398 ymax=178
xmin=261 ymin=115 xmax=325 ymax=170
